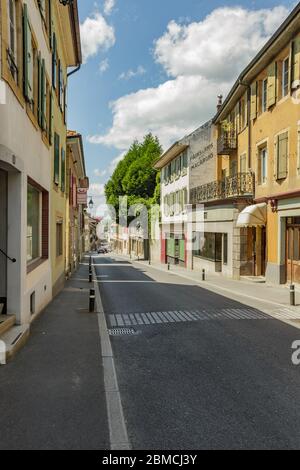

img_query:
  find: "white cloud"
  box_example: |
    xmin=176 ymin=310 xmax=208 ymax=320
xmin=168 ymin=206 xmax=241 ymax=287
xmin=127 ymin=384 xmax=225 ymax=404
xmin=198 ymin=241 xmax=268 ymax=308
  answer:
xmin=104 ymin=0 xmax=115 ymax=16
xmin=119 ymin=66 xmax=146 ymax=80
xmin=94 ymin=168 xmax=107 ymax=177
xmin=89 ymin=183 xmax=105 ymax=196
xmin=154 ymin=6 xmax=289 ymax=81
xmin=88 ymin=5 xmax=290 ymax=151
xmin=80 ymin=13 xmax=115 ymax=63
xmin=99 ymin=58 xmax=109 ymax=74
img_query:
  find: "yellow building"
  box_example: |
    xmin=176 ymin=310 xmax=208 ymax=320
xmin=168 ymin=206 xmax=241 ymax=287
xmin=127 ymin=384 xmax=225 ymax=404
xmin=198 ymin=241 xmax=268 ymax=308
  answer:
xmin=214 ymin=3 xmax=300 ymax=284
xmin=66 ymin=131 xmax=89 ymax=276
xmin=50 ymin=1 xmax=82 ymax=296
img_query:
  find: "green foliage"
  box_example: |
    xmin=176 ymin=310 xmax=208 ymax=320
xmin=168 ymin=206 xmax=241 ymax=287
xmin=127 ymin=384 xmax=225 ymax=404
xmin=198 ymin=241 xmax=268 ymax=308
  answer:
xmin=105 ymin=134 xmax=162 ymax=218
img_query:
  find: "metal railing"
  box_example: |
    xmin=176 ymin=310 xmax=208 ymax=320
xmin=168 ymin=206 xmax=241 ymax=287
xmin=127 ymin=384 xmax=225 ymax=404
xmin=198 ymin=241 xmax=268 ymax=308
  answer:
xmin=190 ymin=172 xmax=254 ymax=204
xmin=217 ymin=131 xmax=237 ymax=155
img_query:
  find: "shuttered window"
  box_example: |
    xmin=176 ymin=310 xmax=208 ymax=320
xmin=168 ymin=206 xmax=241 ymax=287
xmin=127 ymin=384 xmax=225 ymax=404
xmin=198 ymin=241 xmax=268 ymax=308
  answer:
xmin=61 ymin=148 xmax=66 ymax=192
xmin=291 ymin=36 xmax=300 ymax=89
xmin=262 ymin=79 xmax=268 ymax=112
xmin=52 ymin=33 xmax=57 ymax=89
xmin=277 ymin=132 xmax=288 ymax=180
xmin=54 ymin=133 xmax=60 ymax=185
xmin=250 ymin=82 xmax=257 ymax=120
xmin=23 ymin=4 xmax=33 ymax=103
xmin=267 ymin=62 xmax=276 ymax=108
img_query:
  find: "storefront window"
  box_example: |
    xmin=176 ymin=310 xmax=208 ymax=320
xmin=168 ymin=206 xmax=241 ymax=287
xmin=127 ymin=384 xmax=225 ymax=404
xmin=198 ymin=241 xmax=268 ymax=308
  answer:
xmin=193 ymin=232 xmax=216 ymax=261
xmin=27 ymin=184 xmax=40 ymax=262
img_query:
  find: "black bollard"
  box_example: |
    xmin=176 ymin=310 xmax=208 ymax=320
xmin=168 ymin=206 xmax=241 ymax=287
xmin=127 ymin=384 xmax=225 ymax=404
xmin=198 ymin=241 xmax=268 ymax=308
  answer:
xmin=89 ymin=269 xmax=92 ymax=283
xmin=202 ymin=269 xmax=206 ymax=281
xmin=290 ymin=284 xmax=296 ymax=306
xmin=89 ymin=289 xmax=95 ymax=312
xmin=168 ymin=262 xmax=170 ymax=271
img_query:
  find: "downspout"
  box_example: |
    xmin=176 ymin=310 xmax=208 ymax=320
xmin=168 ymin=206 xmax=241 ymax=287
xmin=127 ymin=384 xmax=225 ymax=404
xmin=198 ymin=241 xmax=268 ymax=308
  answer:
xmin=67 ymin=64 xmax=81 ymax=78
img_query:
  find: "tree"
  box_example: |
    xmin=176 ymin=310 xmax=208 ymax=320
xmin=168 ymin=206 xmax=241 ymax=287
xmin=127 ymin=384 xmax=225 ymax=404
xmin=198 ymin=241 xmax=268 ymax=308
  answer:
xmin=105 ymin=134 xmax=162 ymax=218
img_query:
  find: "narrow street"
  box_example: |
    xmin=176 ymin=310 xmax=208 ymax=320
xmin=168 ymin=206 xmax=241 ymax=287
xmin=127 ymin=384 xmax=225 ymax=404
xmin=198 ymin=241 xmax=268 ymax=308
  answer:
xmin=95 ymin=255 xmax=300 ymax=450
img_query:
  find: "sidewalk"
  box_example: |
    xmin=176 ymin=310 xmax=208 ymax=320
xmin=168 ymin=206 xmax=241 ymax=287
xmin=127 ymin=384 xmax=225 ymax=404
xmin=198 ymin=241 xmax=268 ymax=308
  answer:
xmin=112 ymin=252 xmax=300 ymax=328
xmin=0 ymin=257 xmax=109 ymax=450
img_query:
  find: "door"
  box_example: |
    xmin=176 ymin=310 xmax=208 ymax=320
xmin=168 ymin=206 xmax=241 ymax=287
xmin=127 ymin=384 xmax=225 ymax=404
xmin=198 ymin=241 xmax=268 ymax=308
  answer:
xmin=286 ymin=221 xmax=300 ymax=283
xmin=0 ymin=170 xmax=8 ymax=313
xmin=215 ymin=233 xmax=222 ymax=273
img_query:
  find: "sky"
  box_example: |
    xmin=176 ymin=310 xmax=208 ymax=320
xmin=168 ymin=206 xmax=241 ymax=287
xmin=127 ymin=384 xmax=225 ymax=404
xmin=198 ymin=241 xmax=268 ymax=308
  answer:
xmin=67 ymin=0 xmax=296 ymax=216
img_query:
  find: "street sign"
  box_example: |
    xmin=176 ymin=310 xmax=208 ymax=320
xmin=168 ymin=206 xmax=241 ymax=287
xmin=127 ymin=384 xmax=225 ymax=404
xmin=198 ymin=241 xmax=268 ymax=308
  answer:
xmin=77 ymin=188 xmax=88 ymax=205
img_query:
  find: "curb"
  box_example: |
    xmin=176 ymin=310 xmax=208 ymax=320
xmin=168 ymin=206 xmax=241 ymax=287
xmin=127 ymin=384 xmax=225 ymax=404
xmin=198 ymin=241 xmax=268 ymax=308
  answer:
xmin=91 ymin=258 xmax=131 ymax=450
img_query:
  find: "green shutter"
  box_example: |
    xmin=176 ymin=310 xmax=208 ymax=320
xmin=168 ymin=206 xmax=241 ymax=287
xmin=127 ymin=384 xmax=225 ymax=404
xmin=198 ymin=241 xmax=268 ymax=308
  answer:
xmin=277 ymin=132 xmax=288 ymax=180
xmin=64 ymin=83 xmax=67 ymax=124
xmin=37 ymin=52 xmax=42 ymax=125
xmin=250 ymin=82 xmax=257 ymax=120
xmin=49 ymin=91 xmax=53 ymax=144
xmin=291 ymin=36 xmax=300 ymax=89
xmin=167 ymin=238 xmax=175 ymax=258
xmin=52 ymin=33 xmax=57 ymax=89
xmin=54 ymin=133 xmax=60 ymax=184
xmin=61 ymin=148 xmax=66 ymax=192
xmin=23 ymin=4 xmax=33 ymax=102
xmin=41 ymin=59 xmax=47 ymax=131
xmin=179 ymin=239 xmax=185 ymax=262
xmin=267 ymin=62 xmax=276 ymax=108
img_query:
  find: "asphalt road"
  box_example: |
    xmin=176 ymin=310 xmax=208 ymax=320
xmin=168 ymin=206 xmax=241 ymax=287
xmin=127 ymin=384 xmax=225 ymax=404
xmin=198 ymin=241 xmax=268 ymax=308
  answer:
xmin=95 ymin=254 xmax=300 ymax=450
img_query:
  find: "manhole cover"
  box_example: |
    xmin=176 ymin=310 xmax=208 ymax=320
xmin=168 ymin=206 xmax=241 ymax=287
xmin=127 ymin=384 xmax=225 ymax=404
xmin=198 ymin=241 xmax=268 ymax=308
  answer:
xmin=108 ymin=328 xmax=139 ymax=336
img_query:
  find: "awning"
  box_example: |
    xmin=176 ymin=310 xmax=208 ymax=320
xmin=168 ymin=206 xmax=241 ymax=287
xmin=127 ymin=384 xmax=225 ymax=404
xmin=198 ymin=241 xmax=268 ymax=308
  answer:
xmin=236 ymin=203 xmax=267 ymax=228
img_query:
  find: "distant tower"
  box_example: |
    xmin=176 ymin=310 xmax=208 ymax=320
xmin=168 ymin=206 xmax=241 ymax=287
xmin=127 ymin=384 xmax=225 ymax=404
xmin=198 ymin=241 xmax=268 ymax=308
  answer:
xmin=217 ymin=94 xmax=223 ymax=111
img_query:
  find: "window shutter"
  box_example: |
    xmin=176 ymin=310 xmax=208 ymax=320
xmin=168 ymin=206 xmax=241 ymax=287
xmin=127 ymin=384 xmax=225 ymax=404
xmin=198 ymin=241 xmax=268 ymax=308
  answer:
xmin=54 ymin=133 xmax=60 ymax=185
xmin=64 ymin=83 xmax=68 ymax=124
xmin=235 ymin=102 xmax=240 ymax=133
xmin=61 ymin=148 xmax=66 ymax=192
xmin=291 ymin=36 xmax=300 ymax=89
xmin=277 ymin=132 xmax=288 ymax=180
xmin=250 ymin=82 xmax=257 ymax=120
xmin=49 ymin=90 xmax=53 ymax=144
xmin=267 ymin=62 xmax=276 ymax=108
xmin=23 ymin=4 xmax=33 ymax=102
xmin=41 ymin=59 xmax=47 ymax=131
xmin=52 ymin=33 xmax=57 ymax=89
xmin=37 ymin=52 xmax=42 ymax=125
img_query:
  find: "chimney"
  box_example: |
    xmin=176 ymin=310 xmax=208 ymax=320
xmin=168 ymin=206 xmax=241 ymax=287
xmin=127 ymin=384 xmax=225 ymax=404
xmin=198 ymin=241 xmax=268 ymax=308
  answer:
xmin=217 ymin=94 xmax=223 ymax=111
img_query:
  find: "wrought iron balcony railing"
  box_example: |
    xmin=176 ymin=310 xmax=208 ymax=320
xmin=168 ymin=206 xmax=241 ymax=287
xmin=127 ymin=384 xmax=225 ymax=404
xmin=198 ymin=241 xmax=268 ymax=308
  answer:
xmin=217 ymin=131 xmax=237 ymax=155
xmin=190 ymin=172 xmax=254 ymax=204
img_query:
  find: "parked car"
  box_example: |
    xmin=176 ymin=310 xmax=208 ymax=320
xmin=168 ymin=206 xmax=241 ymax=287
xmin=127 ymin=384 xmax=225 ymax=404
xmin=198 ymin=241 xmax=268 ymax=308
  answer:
xmin=97 ymin=246 xmax=108 ymax=254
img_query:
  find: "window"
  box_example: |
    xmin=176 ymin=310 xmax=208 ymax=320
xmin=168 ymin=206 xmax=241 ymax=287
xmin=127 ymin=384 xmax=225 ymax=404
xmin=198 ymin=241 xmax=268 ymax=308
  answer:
xmin=230 ymin=159 xmax=237 ymax=176
xmin=193 ymin=233 xmax=216 ymax=261
xmin=54 ymin=133 xmax=60 ymax=185
xmin=61 ymin=148 xmax=66 ymax=192
xmin=56 ymin=222 xmax=63 ymax=257
xmin=27 ymin=184 xmax=40 ymax=262
xmin=52 ymin=33 xmax=57 ymax=89
xmin=277 ymin=131 xmax=288 ymax=180
xmin=282 ymin=57 xmax=289 ymax=97
xmin=240 ymin=154 xmax=247 ymax=173
xmin=7 ymin=0 xmax=18 ymax=81
xmin=262 ymin=79 xmax=268 ymax=113
xmin=23 ymin=4 xmax=34 ymax=104
xmin=297 ymin=130 xmax=300 ymax=175
xmin=258 ymin=147 xmax=267 ymax=184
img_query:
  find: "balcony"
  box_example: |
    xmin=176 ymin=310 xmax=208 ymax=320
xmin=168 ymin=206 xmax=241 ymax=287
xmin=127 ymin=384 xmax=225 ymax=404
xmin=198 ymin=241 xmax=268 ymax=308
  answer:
xmin=217 ymin=131 xmax=237 ymax=155
xmin=190 ymin=172 xmax=254 ymax=204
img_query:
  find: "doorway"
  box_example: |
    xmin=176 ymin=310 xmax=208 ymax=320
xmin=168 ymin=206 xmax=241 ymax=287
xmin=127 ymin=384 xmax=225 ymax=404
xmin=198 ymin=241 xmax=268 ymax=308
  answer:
xmin=0 ymin=170 xmax=8 ymax=314
xmin=286 ymin=218 xmax=300 ymax=284
xmin=215 ymin=233 xmax=222 ymax=272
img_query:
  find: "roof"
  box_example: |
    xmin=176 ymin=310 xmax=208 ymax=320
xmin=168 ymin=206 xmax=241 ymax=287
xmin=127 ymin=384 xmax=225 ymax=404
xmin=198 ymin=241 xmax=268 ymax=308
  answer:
xmin=67 ymin=131 xmax=86 ymax=176
xmin=213 ymin=2 xmax=300 ymax=123
xmin=69 ymin=0 xmax=82 ymax=65
xmin=154 ymin=142 xmax=189 ymax=169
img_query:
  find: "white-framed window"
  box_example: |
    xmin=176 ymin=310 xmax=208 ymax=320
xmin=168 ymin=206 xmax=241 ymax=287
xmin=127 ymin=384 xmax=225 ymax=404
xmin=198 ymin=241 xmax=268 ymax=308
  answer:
xmin=282 ymin=57 xmax=289 ymax=98
xmin=258 ymin=147 xmax=267 ymax=184
xmin=7 ymin=0 xmax=18 ymax=81
xmin=262 ymin=79 xmax=268 ymax=113
xmin=240 ymin=153 xmax=247 ymax=173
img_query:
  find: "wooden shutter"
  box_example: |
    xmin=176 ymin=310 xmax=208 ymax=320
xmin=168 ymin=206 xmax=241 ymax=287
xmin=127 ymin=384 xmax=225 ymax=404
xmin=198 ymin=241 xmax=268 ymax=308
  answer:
xmin=52 ymin=33 xmax=57 ymax=89
xmin=54 ymin=133 xmax=60 ymax=184
xmin=64 ymin=83 xmax=68 ymax=124
xmin=41 ymin=59 xmax=46 ymax=130
xmin=23 ymin=4 xmax=33 ymax=102
xmin=267 ymin=62 xmax=276 ymax=108
xmin=61 ymin=148 xmax=66 ymax=192
xmin=277 ymin=132 xmax=288 ymax=180
xmin=291 ymin=36 xmax=300 ymax=89
xmin=250 ymin=82 xmax=257 ymax=120
xmin=49 ymin=90 xmax=53 ymax=144
xmin=235 ymin=102 xmax=240 ymax=134
xmin=37 ymin=52 xmax=42 ymax=125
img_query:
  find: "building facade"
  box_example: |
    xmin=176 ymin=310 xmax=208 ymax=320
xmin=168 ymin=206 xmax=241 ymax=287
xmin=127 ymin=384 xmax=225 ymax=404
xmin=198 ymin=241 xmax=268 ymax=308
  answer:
xmin=0 ymin=0 xmax=81 ymax=343
xmin=214 ymin=3 xmax=300 ymax=284
xmin=66 ymin=131 xmax=88 ymax=276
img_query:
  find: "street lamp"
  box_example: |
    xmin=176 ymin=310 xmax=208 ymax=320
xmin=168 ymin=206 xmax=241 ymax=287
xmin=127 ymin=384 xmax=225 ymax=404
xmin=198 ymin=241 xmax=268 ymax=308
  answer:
xmin=88 ymin=198 xmax=94 ymax=210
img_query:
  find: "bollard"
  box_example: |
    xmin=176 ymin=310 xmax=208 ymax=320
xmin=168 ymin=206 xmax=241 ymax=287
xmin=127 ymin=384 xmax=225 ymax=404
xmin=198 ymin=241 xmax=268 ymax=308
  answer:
xmin=89 ymin=289 xmax=95 ymax=312
xmin=202 ymin=269 xmax=206 ymax=281
xmin=168 ymin=262 xmax=170 ymax=271
xmin=89 ymin=269 xmax=92 ymax=283
xmin=89 ymin=256 xmax=92 ymax=267
xmin=290 ymin=284 xmax=296 ymax=306
xmin=149 ymin=259 xmax=151 ymax=266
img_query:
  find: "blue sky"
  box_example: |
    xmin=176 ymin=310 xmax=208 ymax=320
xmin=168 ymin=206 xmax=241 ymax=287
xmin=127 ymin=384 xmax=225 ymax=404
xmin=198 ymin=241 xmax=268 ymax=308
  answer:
xmin=67 ymin=0 xmax=295 ymax=215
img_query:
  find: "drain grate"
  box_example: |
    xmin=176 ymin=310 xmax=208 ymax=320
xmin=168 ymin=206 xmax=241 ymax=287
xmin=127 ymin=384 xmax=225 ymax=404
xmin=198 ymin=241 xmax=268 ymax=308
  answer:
xmin=108 ymin=327 xmax=138 ymax=336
